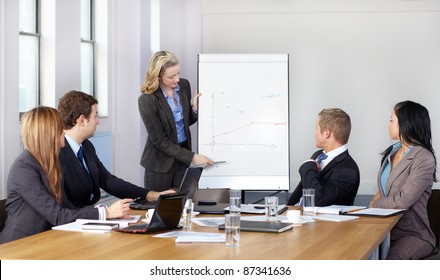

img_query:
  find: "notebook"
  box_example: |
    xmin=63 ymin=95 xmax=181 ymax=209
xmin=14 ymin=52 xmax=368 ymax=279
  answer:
xmin=116 ymin=193 xmax=185 ymax=234
xmin=218 ymin=220 xmax=294 ymax=233
xmin=130 ymin=166 xmax=203 ymax=210
xmin=342 ymin=208 xmax=405 ymax=217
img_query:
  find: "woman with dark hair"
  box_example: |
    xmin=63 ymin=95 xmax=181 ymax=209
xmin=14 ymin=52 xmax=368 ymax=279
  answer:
xmin=369 ymin=100 xmax=437 ymax=259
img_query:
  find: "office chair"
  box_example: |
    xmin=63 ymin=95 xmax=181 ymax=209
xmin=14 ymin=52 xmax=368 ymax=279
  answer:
xmin=0 ymin=199 xmax=7 ymax=232
xmin=423 ymin=189 xmax=440 ymax=259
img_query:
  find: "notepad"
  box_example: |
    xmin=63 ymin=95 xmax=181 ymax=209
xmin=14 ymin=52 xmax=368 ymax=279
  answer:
xmin=82 ymin=222 xmax=119 ymax=230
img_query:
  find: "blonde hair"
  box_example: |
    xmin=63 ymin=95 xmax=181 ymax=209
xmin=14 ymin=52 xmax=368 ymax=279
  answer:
xmin=318 ymin=108 xmax=351 ymax=144
xmin=21 ymin=106 xmax=64 ymax=204
xmin=140 ymin=51 xmax=179 ymax=94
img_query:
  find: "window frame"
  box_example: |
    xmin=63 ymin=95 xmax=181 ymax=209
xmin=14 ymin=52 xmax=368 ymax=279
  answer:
xmin=18 ymin=0 xmax=41 ymax=114
xmin=80 ymin=0 xmax=95 ymax=96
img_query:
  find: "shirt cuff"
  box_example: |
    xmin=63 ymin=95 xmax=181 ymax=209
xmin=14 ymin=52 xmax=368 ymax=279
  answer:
xmin=94 ymin=204 xmax=108 ymax=220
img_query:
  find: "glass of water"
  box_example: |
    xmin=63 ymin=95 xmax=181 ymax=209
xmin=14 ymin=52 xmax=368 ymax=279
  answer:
xmin=229 ymin=189 xmax=241 ymax=215
xmin=182 ymin=198 xmax=193 ymax=229
xmin=225 ymin=214 xmax=240 ymax=248
xmin=264 ymin=196 xmax=279 ymax=222
xmin=302 ymin=188 xmax=315 ymax=214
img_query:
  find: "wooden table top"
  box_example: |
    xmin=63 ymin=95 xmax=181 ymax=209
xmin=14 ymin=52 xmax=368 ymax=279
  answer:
xmin=0 ymin=210 xmax=400 ymax=260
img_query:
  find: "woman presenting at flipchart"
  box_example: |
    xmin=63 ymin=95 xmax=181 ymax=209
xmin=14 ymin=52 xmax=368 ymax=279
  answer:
xmin=139 ymin=51 xmax=213 ymax=192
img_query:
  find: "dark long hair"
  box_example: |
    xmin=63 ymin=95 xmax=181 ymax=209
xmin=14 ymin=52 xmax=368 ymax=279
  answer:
xmin=381 ymin=100 xmax=437 ymax=182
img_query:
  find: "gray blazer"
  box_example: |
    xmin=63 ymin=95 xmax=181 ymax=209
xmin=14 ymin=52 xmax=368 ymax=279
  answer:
xmin=138 ymin=78 xmax=197 ymax=173
xmin=0 ymin=150 xmax=98 ymax=244
xmin=374 ymin=145 xmax=436 ymax=247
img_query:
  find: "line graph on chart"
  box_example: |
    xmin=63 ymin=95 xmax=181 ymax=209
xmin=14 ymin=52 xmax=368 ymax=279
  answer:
xmin=203 ymin=91 xmax=287 ymax=152
xmin=198 ymin=87 xmax=288 ymax=176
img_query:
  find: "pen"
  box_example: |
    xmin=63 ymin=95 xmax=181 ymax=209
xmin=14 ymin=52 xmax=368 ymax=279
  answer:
xmin=132 ymin=196 xmax=143 ymax=202
xmin=213 ymin=161 xmax=227 ymax=164
xmin=344 ymin=207 xmax=365 ymax=213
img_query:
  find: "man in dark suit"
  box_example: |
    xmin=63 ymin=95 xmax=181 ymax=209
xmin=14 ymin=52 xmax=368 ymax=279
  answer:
xmin=58 ymin=90 xmax=174 ymax=208
xmin=287 ymin=108 xmax=360 ymax=206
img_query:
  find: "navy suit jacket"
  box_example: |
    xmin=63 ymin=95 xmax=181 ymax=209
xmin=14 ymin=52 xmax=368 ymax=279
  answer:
xmin=0 ymin=150 xmax=98 ymax=244
xmin=60 ymin=139 xmax=147 ymax=208
xmin=138 ymin=79 xmax=197 ymax=173
xmin=287 ymin=149 xmax=360 ymax=206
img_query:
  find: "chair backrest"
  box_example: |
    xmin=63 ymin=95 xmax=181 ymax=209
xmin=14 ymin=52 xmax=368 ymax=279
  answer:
xmin=427 ymin=189 xmax=440 ymax=255
xmin=192 ymin=188 xmax=230 ymax=204
xmin=0 ymin=199 xmax=7 ymax=232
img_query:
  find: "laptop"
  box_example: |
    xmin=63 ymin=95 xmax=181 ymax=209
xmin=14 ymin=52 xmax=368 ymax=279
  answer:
xmin=129 ymin=165 xmax=203 ymax=210
xmin=115 ymin=193 xmax=186 ymax=234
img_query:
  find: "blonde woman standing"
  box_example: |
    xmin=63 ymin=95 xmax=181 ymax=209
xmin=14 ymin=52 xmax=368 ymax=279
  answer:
xmin=139 ymin=51 xmax=213 ymax=191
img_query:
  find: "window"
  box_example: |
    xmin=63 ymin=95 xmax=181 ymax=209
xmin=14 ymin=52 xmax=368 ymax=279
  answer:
xmin=81 ymin=0 xmax=95 ymax=96
xmin=19 ymin=0 xmax=40 ymax=113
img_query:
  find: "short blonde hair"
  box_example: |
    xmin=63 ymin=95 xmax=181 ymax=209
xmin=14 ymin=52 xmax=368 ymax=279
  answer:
xmin=318 ymin=108 xmax=351 ymax=144
xmin=21 ymin=106 xmax=64 ymax=203
xmin=140 ymin=51 xmax=179 ymax=94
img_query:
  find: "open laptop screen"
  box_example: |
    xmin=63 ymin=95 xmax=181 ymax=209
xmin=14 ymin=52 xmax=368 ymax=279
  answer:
xmin=178 ymin=166 xmax=203 ymax=199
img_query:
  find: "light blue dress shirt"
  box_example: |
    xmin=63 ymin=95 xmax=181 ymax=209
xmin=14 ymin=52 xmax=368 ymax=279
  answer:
xmin=161 ymin=85 xmax=187 ymax=144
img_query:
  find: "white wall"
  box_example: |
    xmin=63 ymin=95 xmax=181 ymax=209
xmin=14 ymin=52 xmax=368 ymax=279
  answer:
xmin=195 ymin=0 xmax=440 ymax=194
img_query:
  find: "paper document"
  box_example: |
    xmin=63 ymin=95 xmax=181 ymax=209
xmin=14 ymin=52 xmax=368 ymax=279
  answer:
xmin=175 ymin=235 xmax=225 ymax=243
xmin=314 ymin=205 xmax=366 ymax=215
xmin=192 ymin=217 xmax=225 ymax=227
xmin=154 ymin=231 xmax=225 ymax=243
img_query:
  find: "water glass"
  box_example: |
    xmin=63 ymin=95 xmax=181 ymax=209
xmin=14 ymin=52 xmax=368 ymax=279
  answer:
xmin=229 ymin=189 xmax=241 ymax=215
xmin=302 ymin=188 xmax=315 ymax=214
xmin=225 ymin=214 xmax=240 ymax=248
xmin=182 ymin=199 xmax=193 ymax=229
xmin=264 ymin=196 xmax=279 ymax=221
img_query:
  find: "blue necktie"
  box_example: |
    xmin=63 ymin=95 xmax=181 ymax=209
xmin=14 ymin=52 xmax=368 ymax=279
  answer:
xmin=77 ymin=146 xmax=93 ymax=193
xmin=316 ymin=152 xmax=328 ymax=164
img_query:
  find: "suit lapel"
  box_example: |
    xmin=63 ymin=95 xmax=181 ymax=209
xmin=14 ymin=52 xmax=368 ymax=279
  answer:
xmin=320 ymin=150 xmax=348 ymax=175
xmin=155 ymin=90 xmax=177 ymax=137
xmin=180 ymin=88 xmax=190 ymax=127
xmin=64 ymin=140 xmax=94 ymax=188
xmin=385 ymin=147 xmax=417 ymax=195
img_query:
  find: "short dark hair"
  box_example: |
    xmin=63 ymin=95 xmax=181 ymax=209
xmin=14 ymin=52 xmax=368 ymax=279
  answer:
xmin=58 ymin=90 xmax=98 ymax=129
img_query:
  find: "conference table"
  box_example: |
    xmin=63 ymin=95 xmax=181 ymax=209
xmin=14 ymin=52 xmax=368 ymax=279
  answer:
xmin=0 ymin=208 xmax=400 ymax=260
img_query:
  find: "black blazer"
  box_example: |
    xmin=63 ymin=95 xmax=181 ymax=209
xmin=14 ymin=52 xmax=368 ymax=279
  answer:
xmin=138 ymin=78 xmax=197 ymax=173
xmin=287 ymin=149 xmax=360 ymax=206
xmin=59 ymin=139 xmax=147 ymax=208
xmin=0 ymin=150 xmax=98 ymax=244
